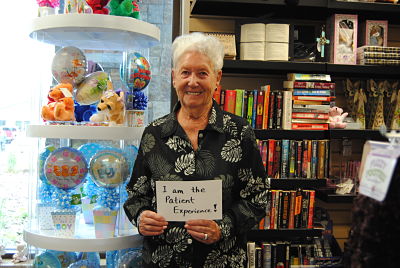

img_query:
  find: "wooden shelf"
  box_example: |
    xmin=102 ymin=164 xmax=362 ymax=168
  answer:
xmin=316 ymin=191 xmax=356 ymax=203
xmin=247 ymin=228 xmax=323 ymax=241
xmin=269 ymin=178 xmax=327 ymax=189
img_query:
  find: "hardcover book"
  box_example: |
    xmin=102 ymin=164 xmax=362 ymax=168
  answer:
xmin=283 ymin=81 xmax=336 ymax=90
xmin=287 ymin=73 xmax=331 ymax=82
xmin=223 ymin=89 xmax=237 ymax=114
xmin=261 ymin=85 xmax=271 ymax=129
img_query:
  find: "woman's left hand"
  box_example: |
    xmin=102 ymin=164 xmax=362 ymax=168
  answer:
xmin=184 ymin=219 xmax=221 ymax=244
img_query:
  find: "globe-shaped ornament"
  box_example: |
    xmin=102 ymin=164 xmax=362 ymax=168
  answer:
xmin=75 ymin=71 xmax=110 ymax=105
xmin=120 ymin=52 xmax=151 ymax=92
xmin=51 ymin=46 xmax=87 ymax=85
xmin=89 ymin=149 xmax=129 ymax=188
xmin=44 ymin=147 xmax=88 ymax=190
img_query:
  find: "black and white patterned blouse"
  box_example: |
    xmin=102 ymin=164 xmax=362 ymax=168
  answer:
xmin=124 ymin=100 xmax=269 ymax=268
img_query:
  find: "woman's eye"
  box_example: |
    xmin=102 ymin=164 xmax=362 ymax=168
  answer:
xmin=181 ymin=71 xmax=190 ymax=76
xmin=199 ymin=72 xmax=208 ymax=76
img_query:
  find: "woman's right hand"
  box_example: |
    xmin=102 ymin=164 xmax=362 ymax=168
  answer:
xmin=137 ymin=210 xmax=168 ymax=236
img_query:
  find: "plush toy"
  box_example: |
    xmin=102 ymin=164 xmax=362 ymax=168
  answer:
xmin=12 ymin=243 xmax=28 ymax=263
xmin=90 ymin=82 xmax=125 ymax=125
xmin=109 ymin=0 xmax=140 ymax=19
xmin=42 ymin=83 xmax=75 ymax=121
xmin=329 ymin=106 xmax=348 ymax=129
xmin=86 ymin=0 xmax=110 ymax=14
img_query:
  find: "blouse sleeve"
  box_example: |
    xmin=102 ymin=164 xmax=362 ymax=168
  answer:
xmin=123 ymin=128 xmax=154 ymax=225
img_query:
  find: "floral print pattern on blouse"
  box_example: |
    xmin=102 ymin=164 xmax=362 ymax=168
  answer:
xmin=124 ymin=100 xmax=269 ymax=268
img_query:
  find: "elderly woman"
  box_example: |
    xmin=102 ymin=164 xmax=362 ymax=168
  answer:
xmin=124 ymin=32 xmax=269 ymax=268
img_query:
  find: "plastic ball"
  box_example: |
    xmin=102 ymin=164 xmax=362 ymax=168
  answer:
xmin=44 ymin=147 xmax=88 ymax=190
xmin=33 ymin=251 xmax=62 ymax=268
xmin=89 ymin=149 xmax=129 ymax=188
xmin=67 ymin=259 xmax=100 ymax=268
xmin=52 ymin=46 xmax=87 ymax=85
xmin=75 ymin=71 xmax=110 ymax=105
xmin=120 ymin=52 xmax=151 ymax=91
xmin=46 ymin=250 xmax=78 ymax=268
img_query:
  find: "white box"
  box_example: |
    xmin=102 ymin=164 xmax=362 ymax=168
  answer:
xmin=265 ymin=42 xmax=289 ymax=61
xmin=240 ymin=23 xmax=266 ymax=42
xmin=265 ymin=23 xmax=290 ymax=43
xmin=240 ymin=42 xmax=265 ymax=61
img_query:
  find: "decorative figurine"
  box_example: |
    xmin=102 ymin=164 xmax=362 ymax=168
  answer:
xmin=328 ymin=106 xmax=348 ymax=129
xmin=12 ymin=243 xmax=28 ymax=263
xmin=316 ymin=25 xmax=330 ymax=61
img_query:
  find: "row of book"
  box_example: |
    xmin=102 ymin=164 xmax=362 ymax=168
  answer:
xmin=214 ymin=73 xmax=336 ymax=130
xmin=247 ymin=236 xmax=340 ymax=268
xmin=257 ymin=139 xmax=330 ymax=179
xmin=259 ymin=189 xmax=316 ymax=230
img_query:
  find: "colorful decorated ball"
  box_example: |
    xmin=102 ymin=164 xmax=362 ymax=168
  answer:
xmin=33 ymin=251 xmax=62 ymax=268
xmin=120 ymin=52 xmax=151 ymax=91
xmin=75 ymin=71 xmax=110 ymax=105
xmin=117 ymin=250 xmax=143 ymax=268
xmin=39 ymin=145 xmax=57 ymax=182
xmin=89 ymin=149 xmax=129 ymax=188
xmin=44 ymin=147 xmax=88 ymax=190
xmin=52 ymin=46 xmax=87 ymax=85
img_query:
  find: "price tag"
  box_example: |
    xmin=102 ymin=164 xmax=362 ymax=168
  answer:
xmin=359 ymin=151 xmax=397 ymax=202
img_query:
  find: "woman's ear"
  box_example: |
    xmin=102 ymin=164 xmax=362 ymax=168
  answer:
xmin=171 ymin=69 xmax=176 ymax=87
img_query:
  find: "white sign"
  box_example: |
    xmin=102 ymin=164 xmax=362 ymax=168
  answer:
xmin=359 ymin=152 xmax=397 ymax=202
xmin=155 ymin=180 xmax=222 ymax=221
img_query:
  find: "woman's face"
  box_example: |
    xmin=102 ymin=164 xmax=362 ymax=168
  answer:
xmin=172 ymin=51 xmax=222 ymax=111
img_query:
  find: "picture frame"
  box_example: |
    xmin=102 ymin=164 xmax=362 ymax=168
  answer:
xmin=364 ymin=20 xmax=388 ymax=47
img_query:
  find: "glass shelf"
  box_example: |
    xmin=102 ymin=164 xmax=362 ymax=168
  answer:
xmin=26 ymin=125 xmax=144 ymax=141
xmin=29 ymin=13 xmax=160 ymax=50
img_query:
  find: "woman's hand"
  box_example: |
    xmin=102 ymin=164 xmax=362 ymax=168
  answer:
xmin=184 ymin=219 xmax=221 ymax=244
xmin=137 ymin=210 xmax=168 ymax=236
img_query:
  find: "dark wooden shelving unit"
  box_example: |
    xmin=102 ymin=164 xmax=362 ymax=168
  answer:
xmin=316 ymin=191 xmax=356 ymax=203
xmin=270 ymin=178 xmax=327 ymax=189
xmin=247 ymin=228 xmax=323 ymax=241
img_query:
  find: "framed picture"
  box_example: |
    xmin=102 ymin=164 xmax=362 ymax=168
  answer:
xmin=365 ymin=20 xmax=388 ymax=47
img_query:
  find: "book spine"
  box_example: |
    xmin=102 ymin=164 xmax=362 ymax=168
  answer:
xmin=283 ymin=81 xmax=336 ymax=89
xmin=287 ymin=73 xmax=331 ymax=81
xmin=247 ymin=241 xmax=256 ymax=268
xmin=252 ymin=90 xmax=258 ymax=128
xmin=220 ymin=88 xmax=226 ymax=110
xmin=268 ymin=91 xmax=276 ymax=129
xmin=270 ymin=190 xmax=277 ymax=230
xmin=324 ymin=140 xmax=330 ymax=179
xmin=293 ymin=96 xmax=334 ymax=101
xmin=280 ymin=139 xmax=290 ymax=178
xmin=294 ymin=189 xmax=302 ymax=228
xmin=291 ymin=123 xmax=329 ymax=130
xmin=295 ymin=140 xmax=303 ymax=178
xmin=274 ymin=190 xmax=280 ymax=229
xmin=289 ymin=140 xmax=296 ymax=178
xmin=264 ymin=191 xmax=271 ymax=229
xmin=281 ymin=191 xmax=290 ymax=229
xmin=213 ymin=84 xmax=222 ymax=104
xmin=293 ymin=89 xmax=332 ymax=96
xmin=256 ymin=90 xmax=265 ymax=129
xmin=261 ymin=85 xmax=271 ymax=129
xmin=247 ymin=91 xmax=254 ymax=126
xmin=262 ymin=242 xmax=272 ymax=268
xmin=273 ymin=140 xmax=281 ymax=178
xmin=235 ymin=89 xmax=244 ymax=117
xmin=293 ymin=100 xmax=331 ymax=105
xmin=307 ymin=190 xmax=315 ymax=229
xmin=277 ymin=191 xmax=283 ymax=229
xmin=256 ymin=246 xmax=263 ymax=268
xmin=311 ymin=140 xmax=318 ymax=179
xmin=288 ymin=190 xmax=296 ymax=229
xmin=317 ymin=140 xmax=326 ymax=179
xmin=261 ymin=140 xmax=268 ymax=170
xmin=282 ymin=91 xmax=293 ymax=130
xmin=275 ymin=91 xmax=283 ymax=129
xmin=301 ymin=140 xmax=309 ymax=178
xmin=224 ymin=89 xmax=237 ymax=114
xmin=292 ymin=112 xmax=329 ymax=120
xmin=307 ymin=141 xmax=312 ymax=179
xmin=301 ymin=190 xmax=310 ymax=228
xmin=267 ymin=139 xmax=276 ymax=178
xmin=243 ymin=90 xmax=249 ymax=120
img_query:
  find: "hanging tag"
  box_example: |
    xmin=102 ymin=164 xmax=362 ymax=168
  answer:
xmin=359 ymin=151 xmax=397 ymax=202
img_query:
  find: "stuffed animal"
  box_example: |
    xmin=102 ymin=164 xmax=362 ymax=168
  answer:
xmin=12 ymin=243 xmax=28 ymax=263
xmin=86 ymin=0 xmax=110 ymax=14
xmin=42 ymin=83 xmax=75 ymax=121
xmin=90 ymin=82 xmax=125 ymax=125
xmin=109 ymin=0 xmax=140 ymax=18
xmin=329 ymin=106 xmax=348 ymax=129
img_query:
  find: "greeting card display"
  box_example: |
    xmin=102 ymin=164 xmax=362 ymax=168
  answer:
xmin=360 ymin=20 xmax=388 ymax=47
xmin=328 ymin=14 xmax=358 ymax=65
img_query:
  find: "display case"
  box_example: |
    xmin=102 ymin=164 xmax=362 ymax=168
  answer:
xmin=23 ymin=13 xmax=160 ymax=266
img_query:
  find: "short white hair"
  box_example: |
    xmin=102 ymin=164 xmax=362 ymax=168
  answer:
xmin=172 ymin=32 xmax=225 ymax=72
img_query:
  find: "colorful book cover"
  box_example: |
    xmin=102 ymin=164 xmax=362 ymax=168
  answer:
xmin=317 ymin=140 xmax=326 ymax=179
xmin=256 ymin=90 xmax=265 ymax=129
xmin=223 ymin=89 xmax=237 ymax=114
xmin=293 ymin=96 xmax=335 ymax=102
xmin=293 ymin=89 xmax=332 ymax=96
xmin=281 ymin=191 xmax=290 ymax=229
xmin=296 ymin=140 xmax=303 ymax=178
xmin=280 ymin=139 xmax=290 ymax=178
xmin=242 ymin=90 xmax=249 ymax=120
xmin=288 ymin=190 xmax=296 ymax=229
xmin=261 ymin=85 xmax=271 ymax=129
xmin=247 ymin=91 xmax=254 ymax=126
xmin=291 ymin=123 xmax=329 ymax=130
xmin=307 ymin=190 xmax=315 ymax=229
xmin=268 ymin=91 xmax=276 ymax=129
xmin=294 ymin=189 xmax=302 ymax=228
xmin=252 ymin=89 xmax=258 ymax=128
xmin=311 ymin=140 xmax=318 ymax=178
xmin=282 ymin=91 xmax=293 ymax=130
xmin=267 ymin=139 xmax=276 ymax=177
xmin=234 ymin=89 xmax=245 ymax=117
xmin=220 ymin=88 xmax=226 ymax=110
xmin=289 ymin=140 xmax=296 ymax=177
xmin=261 ymin=140 xmax=268 ymax=170
xmin=292 ymin=112 xmax=329 ymax=120
xmin=273 ymin=140 xmax=281 ymax=178
xmin=275 ymin=91 xmax=283 ymax=129
xmin=287 ymin=73 xmax=331 ymax=81
xmin=283 ymin=80 xmax=335 ymax=89
xmin=301 ymin=190 xmax=310 ymax=228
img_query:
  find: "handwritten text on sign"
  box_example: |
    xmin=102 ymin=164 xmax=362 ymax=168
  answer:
xmin=156 ymin=180 xmax=222 ymax=221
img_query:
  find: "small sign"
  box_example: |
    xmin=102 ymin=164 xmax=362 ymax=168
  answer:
xmin=359 ymin=151 xmax=397 ymax=202
xmin=156 ymin=180 xmax=222 ymax=221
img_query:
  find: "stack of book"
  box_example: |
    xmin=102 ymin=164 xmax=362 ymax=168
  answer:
xmin=283 ymin=73 xmax=335 ymax=130
xmin=357 ymin=45 xmax=400 ymax=66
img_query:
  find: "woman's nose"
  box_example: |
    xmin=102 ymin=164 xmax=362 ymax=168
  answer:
xmin=187 ymin=73 xmax=198 ymax=86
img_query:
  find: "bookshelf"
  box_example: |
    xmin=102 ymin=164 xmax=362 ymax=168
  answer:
xmin=247 ymin=228 xmax=323 ymax=241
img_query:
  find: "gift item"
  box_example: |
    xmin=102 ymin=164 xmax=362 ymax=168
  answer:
xmin=265 ymin=42 xmax=289 ymax=61
xmin=120 ymin=52 xmax=151 ymax=92
xmin=240 ymin=23 xmax=266 ymax=42
xmin=126 ymin=110 xmax=145 ymax=127
xmin=64 ymin=0 xmax=86 ymax=13
xmin=328 ymin=14 xmax=358 ymax=64
xmin=37 ymin=203 xmax=55 ymax=230
xmin=240 ymin=42 xmax=265 ymax=61
xmin=360 ymin=20 xmax=388 ymax=47
xmin=265 ymin=23 xmax=289 ymax=43
xmin=81 ymin=196 xmax=95 ymax=224
xmin=93 ymin=207 xmax=118 ymax=238
xmin=383 ymin=80 xmax=400 ymax=129
xmin=51 ymin=209 xmax=77 ymax=237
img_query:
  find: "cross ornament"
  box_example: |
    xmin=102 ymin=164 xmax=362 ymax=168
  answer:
xmin=316 ymin=26 xmax=330 ymax=58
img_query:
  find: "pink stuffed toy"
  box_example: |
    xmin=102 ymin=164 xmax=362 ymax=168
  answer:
xmin=329 ymin=106 xmax=348 ymax=129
